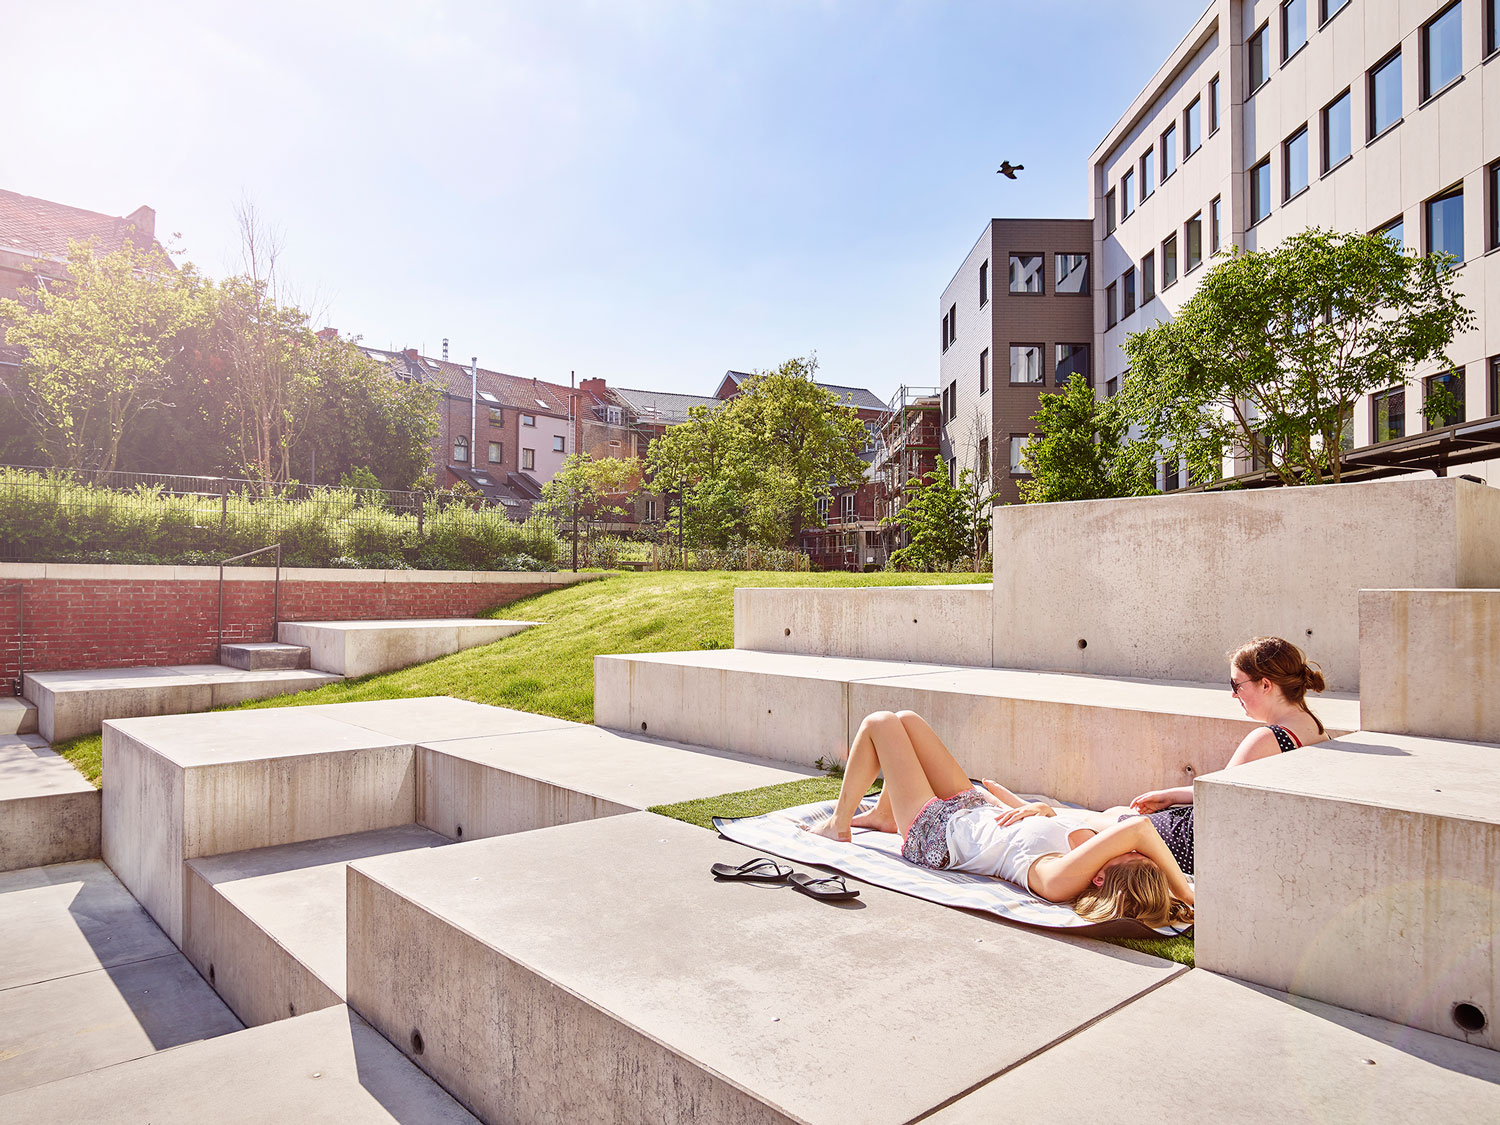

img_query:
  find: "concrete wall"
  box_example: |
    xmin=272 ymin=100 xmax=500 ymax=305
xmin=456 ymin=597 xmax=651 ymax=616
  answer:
xmin=990 ymin=477 xmax=1500 ymax=690
xmin=1359 ymin=589 xmax=1500 ymax=743
xmin=733 ymin=585 xmax=993 ymax=666
xmin=0 ymin=563 xmax=592 ymax=683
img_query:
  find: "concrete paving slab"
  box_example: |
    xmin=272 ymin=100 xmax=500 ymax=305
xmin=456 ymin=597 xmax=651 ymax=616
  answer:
xmin=0 ymin=695 xmax=37 ymax=735
xmin=184 ymin=825 xmax=448 ymax=1027
xmin=311 ymin=696 xmax=574 ymax=745
xmin=346 ymin=812 xmax=1186 ymax=1125
xmin=279 ymin=618 xmax=535 ymax=677
xmin=103 ymin=709 xmax=416 ymax=946
xmin=0 ymin=860 xmax=176 ymax=991
xmin=1196 ymin=730 xmax=1500 ymax=1050
xmin=0 ymin=738 xmax=99 ymax=870
xmin=0 ymin=952 xmax=241 ymax=1095
xmin=419 ymin=724 xmax=818 ymax=841
xmin=0 ymin=1005 xmax=479 ymax=1123
xmin=929 ymin=970 xmax=1500 ymax=1123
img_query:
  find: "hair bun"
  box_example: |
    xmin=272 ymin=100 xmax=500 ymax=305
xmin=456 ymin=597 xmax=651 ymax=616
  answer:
xmin=1302 ymin=662 xmax=1326 ymax=694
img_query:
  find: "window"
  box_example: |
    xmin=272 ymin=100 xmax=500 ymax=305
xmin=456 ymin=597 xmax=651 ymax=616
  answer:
xmin=1322 ymin=90 xmax=1352 ymax=172
xmin=1490 ymin=160 xmax=1500 ymax=250
xmin=1010 ymin=345 xmax=1044 ymax=383
xmin=979 ymin=348 xmax=990 ymax=393
xmin=1322 ymin=0 xmax=1350 ymax=23
xmin=1423 ymin=3 xmax=1463 ymax=101
xmin=488 ymin=441 xmax=502 ymax=463
xmin=1425 ymin=369 xmax=1466 ymax=428
xmin=1490 ymin=0 xmax=1500 ymax=55
xmin=1209 ymin=75 xmax=1221 ymax=133
xmin=1121 ymin=169 xmax=1135 ymax=218
xmin=816 ymin=496 xmax=830 ymax=521
xmin=979 ymin=260 xmax=989 ymax=305
xmin=1161 ymin=233 xmax=1179 ymax=289
xmin=521 ymin=447 xmax=535 ymax=471
xmin=1184 ymin=97 xmax=1202 ymax=156
xmin=947 ymin=380 xmax=958 ymax=421
xmin=949 ymin=303 xmax=957 ymax=339
xmin=841 ymin=493 xmax=856 ymax=521
xmin=1250 ymin=157 xmax=1273 ymax=225
xmin=1282 ymin=0 xmax=1307 ymax=60
xmin=606 ymin=405 xmax=623 ymax=425
xmin=1369 ymin=49 xmax=1402 ymax=137
xmin=553 ymin=435 xmax=566 ymax=453
xmin=1105 ymin=189 xmax=1117 ymax=233
xmin=1372 ymin=386 xmax=1406 ymax=442
xmin=1185 ymin=213 xmax=1203 ymax=272
xmin=1105 ymin=282 xmax=1118 ymax=328
xmin=1284 ymin=126 xmax=1309 ymax=200
xmin=1161 ymin=123 xmax=1178 ymax=179
xmin=1009 ymin=436 xmax=1031 ymax=475
xmin=1010 ymin=254 xmax=1043 ymax=293
xmin=1056 ymin=344 xmax=1091 ymax=387
xmin=1162 ymin=458 xmax=1181 ymax=492
xmin=646 ymin=498 xmax=657 ymax=522
xmin=1427 ymin=185 xmax=1465 ymax=264
xmin=1378 ymin=215 xmax=1406 ymax=250
xmin=1055 ymin=252 xmax=1090 ymax=294
xmin=1141 ymin=251 xmax=1156 ymax=302
xmin=1123 ymin=267 xmax=1137 ymax=317
xmin=978 ymin=436 xmax=990 ymax=480
xmin=1249 ymin=22 xmax=1271 ymax=93
xmin=1140 ymin=147 xmax=1155 ymax=199
xmin=453 ymin=435 xmax=469 ymax=463
xmin=1105 ymin=375 xmax=1120 ymax=398
xmin=521 ymin=413 xmax=536 ymax=427
xmin=1492 ymin=356 xmax=1500 ymax=416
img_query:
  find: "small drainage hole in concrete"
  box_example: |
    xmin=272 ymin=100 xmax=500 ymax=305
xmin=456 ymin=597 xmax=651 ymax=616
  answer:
xmin=1077 ymin=639 xmax=1088 ymax=650
xmin=411 ymin=1029 xmax=425 ymax=1055
xmin=784 ymin=628 xmax=791 ymax=636
xmin=208 ymin=964 xmax=215 ymax=985
xmin=641 ymin=722 xmax=648 ymax=732
xmin=1453 ymin=1002 xmax=1487 ymax=1034
xmin=455 ymin=825 xmax=464 ymax=839
xmin=288 ymin=1002 xmax=296 ymax=1017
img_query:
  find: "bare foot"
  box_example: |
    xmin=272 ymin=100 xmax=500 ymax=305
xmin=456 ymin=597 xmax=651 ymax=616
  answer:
xmin=850 ymin=806 xmax=896 ymax=833
xmin=801 ymin=817 xmax=852 ymax=843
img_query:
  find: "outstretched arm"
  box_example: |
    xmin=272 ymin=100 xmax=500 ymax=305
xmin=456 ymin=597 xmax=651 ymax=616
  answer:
xmin=1028 ymin=818 xmax=1193 ymax=906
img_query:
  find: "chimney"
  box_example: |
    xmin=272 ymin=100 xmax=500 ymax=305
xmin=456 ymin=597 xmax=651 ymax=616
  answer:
xmin=316 ymin=327 xmax=338 ymax=341
xmin=580 ymin=377 xmax=608 ymax=398
xmin=442 ymin=338 xmax=449 ymax=361
xmin=125 ymin=205 xmax=155 ymax=239
xmin=404 ymin=348 xmax=420 ymax=360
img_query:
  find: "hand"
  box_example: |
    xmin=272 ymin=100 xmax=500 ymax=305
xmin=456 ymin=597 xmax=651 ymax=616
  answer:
xmin=1130 ymin=790 xmax=1176 ymax=814
xmin=995 ymin=802 xmax=1054 ymax=826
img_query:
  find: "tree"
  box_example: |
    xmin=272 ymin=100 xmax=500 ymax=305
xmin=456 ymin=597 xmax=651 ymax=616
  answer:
xmin=1019 ymin=374 xmax=1159 ymax=502
xmin=1121 ymin=228 xmax=1475 ymax=486
xmin=883 ymin=458 xmax=993 ymax=570
xmin=534 ymin=452 xmax=641 ymax=566
xmin=0 ymin=240 xmax=208 ymax=472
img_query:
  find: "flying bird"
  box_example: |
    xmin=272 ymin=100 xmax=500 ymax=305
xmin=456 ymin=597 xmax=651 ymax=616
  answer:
xmin=996 ymin=161 xmax=1024 ymax=179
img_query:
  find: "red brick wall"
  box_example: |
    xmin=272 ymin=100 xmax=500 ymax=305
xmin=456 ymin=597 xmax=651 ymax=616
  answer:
xmin=0 ymin=573 xmax=555 ymax=685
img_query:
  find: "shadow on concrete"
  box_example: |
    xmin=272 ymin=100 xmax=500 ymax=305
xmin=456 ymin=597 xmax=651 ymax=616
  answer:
xmin=346 ymin=1008 xmax=481 ymax=1122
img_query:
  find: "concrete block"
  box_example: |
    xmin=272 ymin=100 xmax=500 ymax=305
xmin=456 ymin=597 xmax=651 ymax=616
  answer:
xmin=1195 ymin=731 xmax=1500 ymax=1049
xmin=1360 ymin=588 xmax=1500 ymax=742
xmin=311 ymin=696 xmax=573 ymax=745
xmin=218 ymin=642 xmax=310 ymax=670
xmin=184 ymin=825 xmax=447 ymax=1027
xmin=0 ymin=738 xmax=100 ymax=871
xmin=0 ymin=1005 xmax=479 ymax=1123
xmin=991 ymin=477 xmax=1500 ymax=691
xmin=848 ymin=665 xmax=1359 ymax=811
xmin=0 ymin=695 xmax=37 ymax=735
xmin=418 ymin=724 xmax=817 ymax=841
xmin=593 ymin=648 xmax=935 ymax=767
xmin=279 ymin=618 xmax=534 ymax=677
xmin=102 ymin=708 xmax=416 ymax=946
xmin=733 ymin=583 xmax=994 ymax=665
xmin=346 ymin=812 xmax=1184 ymax=1125
xmin=0 ymin=952 xmax=241 ymax=1095
xmin=929 ymin=970 xmax=1500 ymax=1122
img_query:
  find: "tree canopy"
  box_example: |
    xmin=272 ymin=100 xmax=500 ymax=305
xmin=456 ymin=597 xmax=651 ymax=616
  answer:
xmin=1019 ymin=374 xmax=1158 ymax=502
xmin=883 ymin=458 xmax=996 ymax=570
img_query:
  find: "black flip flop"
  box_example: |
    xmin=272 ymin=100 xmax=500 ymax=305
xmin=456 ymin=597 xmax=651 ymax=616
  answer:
xmin=788 ymin=872 xmax=860 ymax=901
xmin=710 ymin=857 xmax=793 ymax=882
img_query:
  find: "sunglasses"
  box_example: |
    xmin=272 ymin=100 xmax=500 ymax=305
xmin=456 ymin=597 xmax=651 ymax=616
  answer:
xmin=1229 ymin=678 xmax=1256 ymax=695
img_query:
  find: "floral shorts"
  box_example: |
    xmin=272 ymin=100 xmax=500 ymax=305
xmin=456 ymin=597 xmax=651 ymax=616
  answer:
xmin=901 ymin=788 xmax=989 ymax=869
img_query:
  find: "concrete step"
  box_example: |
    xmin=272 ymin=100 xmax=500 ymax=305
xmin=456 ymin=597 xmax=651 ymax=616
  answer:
xmin=0 ymin=695 xmax=37 ymax=736
xmin=218 ymin=642 xmax=310 ymax=671
xmin=345 ymin=811 xmax=1188 ymax=1125
xmin=595 ymin=648 xmax=1362 ymax=811
xmin=0 ymin=1004 xmax=479 ymax=1123
xmin=0 ymin=734 xmax=99 ymax=872
xmin=24 ymin=664 xmax=342 ymax=743
xmin=184 ymin=825 xmax=449 ymax=1027
xmin=1195 ymin=729 xmax=1500 ymax=1051
xmin=929 ymin=968 xmax=1500 ymax=1121
xmin=278 ymin=617 xmax=535 ymax=678
xmin=0 ymin=860 xmax=242 ymax=1096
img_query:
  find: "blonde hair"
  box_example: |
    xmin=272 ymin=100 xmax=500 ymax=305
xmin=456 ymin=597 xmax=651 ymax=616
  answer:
xmin=1228 ymin=636 xmax=1327 ymax=735
xmin=1073 ymin=856 xmax=1193 ymax=929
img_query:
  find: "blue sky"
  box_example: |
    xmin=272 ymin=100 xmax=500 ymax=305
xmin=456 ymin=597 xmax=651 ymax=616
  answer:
xmin=7 ymin=0 xmax=1202 ymax=400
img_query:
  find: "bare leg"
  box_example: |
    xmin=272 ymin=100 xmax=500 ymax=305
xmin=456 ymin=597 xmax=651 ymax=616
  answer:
xmin=807 ymin=711 xmax=939 ymax=842
xmin=851 ymin=789 xmax=896 ymax=832
xmin=895 ymin=711 xmax=976 ymax=799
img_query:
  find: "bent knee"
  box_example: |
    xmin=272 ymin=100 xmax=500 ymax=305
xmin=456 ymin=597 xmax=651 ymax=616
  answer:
xmin=860 ymin=710 xmax=899 ymax=728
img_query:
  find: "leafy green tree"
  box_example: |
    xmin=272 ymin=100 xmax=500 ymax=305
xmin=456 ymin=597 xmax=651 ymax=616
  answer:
xmin=1019 ymin=374 xmax=1159 ymax=502
xmin=1121 ymin=228 xmax=1475 ymax=486
xmin=534 ymin=452 xmax=641 ymax=568
xmin=883 ymin=458 xmax=990 ymax=570
xmin=0 ymin=240 xmax=209 ymax=472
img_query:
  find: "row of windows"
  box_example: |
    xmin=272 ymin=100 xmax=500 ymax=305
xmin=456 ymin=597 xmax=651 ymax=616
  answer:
xmin=452 ymin=435 xmax=564 ymax=466
xmin=1106 ymin=74 xmax=1220 ymax=233
xmin=479 ymin=407 xmax=541 ymax=428
xmin=1104 ymin=199 xmax=1222 ymax=328
xmin=944 ymin=253 xmax=1093 ymax=353
xmin=1249 ymin=0 xmax=1353 ymax=97
xmin=956 ymin=344 xmax=1094 ymax=405
xmin=1372 ymin=359 xmax=1500 ymax=441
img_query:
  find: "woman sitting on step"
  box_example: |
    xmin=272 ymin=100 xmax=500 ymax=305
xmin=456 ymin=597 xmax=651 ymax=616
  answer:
xmin=807 ymin=709 xmax=1194 ymax=928
xmin=1120 ymin=636 xmax=1328 ymax=875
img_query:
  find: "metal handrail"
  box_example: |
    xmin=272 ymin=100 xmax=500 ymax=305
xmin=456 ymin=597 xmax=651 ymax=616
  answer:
xmin=217 ymin=544 xmax=281 ymax=660
xmin=0 ymin=583 xmax=21 ymax=696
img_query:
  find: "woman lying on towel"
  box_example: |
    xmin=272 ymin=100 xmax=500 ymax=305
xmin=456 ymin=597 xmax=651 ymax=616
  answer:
xmin=1124 ymin=636 xmax=1328 ymax=875
xmin=806 ymin=709 xmax=1193 ymax=928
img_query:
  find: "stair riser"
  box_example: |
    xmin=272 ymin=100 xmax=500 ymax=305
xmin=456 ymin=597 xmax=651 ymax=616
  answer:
xmin=0 ymin=790 xmax=100 ymax=872
xmin=0 ymin=699 xmax=38 ymax=737
xmin=219 ymin=647 xmax=310 ymax=671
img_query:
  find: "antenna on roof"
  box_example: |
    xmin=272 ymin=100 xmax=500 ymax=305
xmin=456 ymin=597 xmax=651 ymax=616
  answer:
xmin=443 ymin=338 xmax=449 ymax=361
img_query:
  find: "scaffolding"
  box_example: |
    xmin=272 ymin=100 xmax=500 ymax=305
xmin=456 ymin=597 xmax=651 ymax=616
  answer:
xmin=873 ymin=385 xmax=941 ymax=530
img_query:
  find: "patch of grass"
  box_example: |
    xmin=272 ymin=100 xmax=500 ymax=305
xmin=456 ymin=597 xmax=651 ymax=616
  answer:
xmin=1096 ymin=933 xmax=1195 ymax=966
xmin=57 ymin=734 xmax=103 ymax=788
